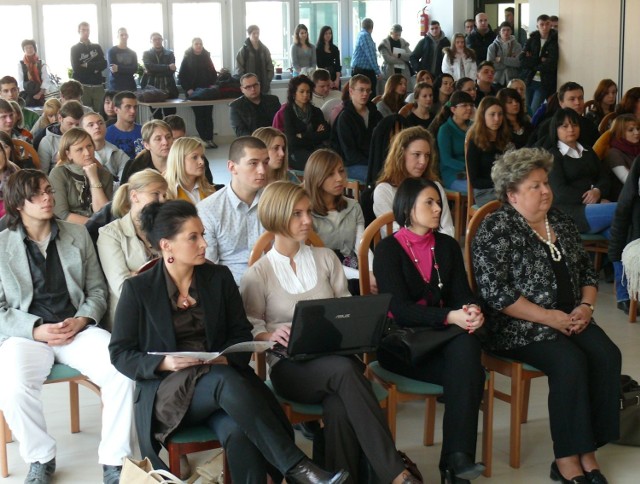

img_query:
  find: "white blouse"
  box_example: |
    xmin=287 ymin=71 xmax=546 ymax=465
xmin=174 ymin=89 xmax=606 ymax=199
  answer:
xmin=266 ymin=243 xmax=318 ymax=294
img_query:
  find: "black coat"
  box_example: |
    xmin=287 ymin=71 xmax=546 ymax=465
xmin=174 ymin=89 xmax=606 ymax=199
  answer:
xmin=609 ymin=156 xmax=640 ymax=261
xmin=331 ymin=100 xmax=383 ymax=167
xmin=283 ymin=103 xmax=330 ymax=169
xmin=410 ymin=35 xmax=450 ymax=77
xmin=109 ymin=260 xmax=253 ymax=470
xmin=178 ymin=48 xmax=217 ymax=92
xmin=519 ymin=30 xmax=559 ymax=94
xmin=229 ymin=94 xmax=281 ymax=137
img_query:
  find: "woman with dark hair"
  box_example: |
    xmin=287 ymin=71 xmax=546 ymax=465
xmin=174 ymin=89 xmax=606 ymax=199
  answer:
xmin=283 ymin=75 xmax=330 ymax=169
xmin=473 ymin=148 xmax=621 ymax=483
xmin=178 ymin=38 xmax=219 ymax=149
xmin=441 ymin=34 xmax=476 ymax=82
xmin=316 ymin=26 xmax=341 ymax=89
xmin=0 ymin=141 xmax=19 ymax=217
xmin=497 ymin=88 xmax=533 ymax=148
xmin=0 ymin=131 xmax=26 ymax=167
xmin=406 ymin=82 xmax=435 ymax=129
xmin=17 ymin=39 xmax=52 ymax=107
xmin=236 ymin=25 xmax=274 ymax=93
xmin=466 ymin=96 xmax=512 ymax=206
xmin=615 ymin=87 xmax=640 ymax=118
xmin=585 ymin=79 xmax=617 ymax=128
xmin=377 ymin=74 xmax=407 ymax=117
xmin=548 ymin=108 xmax=616 ymax=235
xmin=290 ymin=24 xmax=316 ymax=77
xmin=109 ymin=199 xmax=348 ymax=483
xmin=100 ymin=90 xmax=118 ymax=127
xmin=240 ymin=181 xmax=422 ymax=484
xmin=373 ymin=177 xmax=485 ymax=484
xmin=433 ymin=91 xmax=474 ymax=191
xmin=454 ymin=77 xmax=477 ymax=104
xmin=405 ymin=70 xmax=433 ymax=103
xmin=431 ymin=73 xmax=455 ymax=116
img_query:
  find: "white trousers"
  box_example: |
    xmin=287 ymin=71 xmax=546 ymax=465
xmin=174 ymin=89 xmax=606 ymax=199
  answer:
xmin=0 ymin=327 xmax=134 ymax=465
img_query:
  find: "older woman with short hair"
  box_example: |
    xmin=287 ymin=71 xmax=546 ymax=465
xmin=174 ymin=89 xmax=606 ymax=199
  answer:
xmin=472 ymin=147 xmax=621 ymax=484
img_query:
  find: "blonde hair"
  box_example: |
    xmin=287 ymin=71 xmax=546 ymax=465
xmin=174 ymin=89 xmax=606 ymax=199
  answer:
xmin=8 ymin=101 xmax=23 ymax=128
xmin=58 ymin=127 xmax=94 ymax=165
xmin=258 ymin=181 xmax=308 ymax=237
xmin=164 ymin=137 xmax=215 ymax=200
xmin=304 ymin=149 xmax=347 ymax=216
xmin=252 ymin=126 xmax=289 ymax=181
xmin=377 ymin=126 xmax=439 ymax=186
xmin=610 ymin=114 xmax=639 ymax=141
xmin=111 ymin=169 xmax=168 ymax=218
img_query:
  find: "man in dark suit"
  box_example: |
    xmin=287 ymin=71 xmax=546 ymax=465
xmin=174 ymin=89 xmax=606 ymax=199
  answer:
xmin=229 ymin=73 xmax=281 ymax=136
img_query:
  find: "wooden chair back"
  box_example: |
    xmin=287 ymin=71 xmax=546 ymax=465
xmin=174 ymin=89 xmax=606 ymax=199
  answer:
xmin=12 ymin=139 xmax=41 ymax=170
xmin=358 ymin=211 xmax=394 ymax=295
xmin=464 ymin=200 xmax=501 ymax=291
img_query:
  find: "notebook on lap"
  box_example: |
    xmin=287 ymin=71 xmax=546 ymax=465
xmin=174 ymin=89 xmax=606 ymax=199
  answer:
xmin=269 ymin=294 xmax=392 ymax=361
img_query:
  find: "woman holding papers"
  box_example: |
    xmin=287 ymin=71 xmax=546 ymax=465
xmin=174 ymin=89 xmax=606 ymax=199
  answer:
xmin=109 ymin=200 xmax=348 ymax=484
xmin=240 ymin=182 xmax=422 ymax=484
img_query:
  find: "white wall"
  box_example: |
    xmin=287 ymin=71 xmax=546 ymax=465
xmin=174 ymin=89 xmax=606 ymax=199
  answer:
xmin=426 ymin=0 xmax=474 ymax=39
xmin=528 ymin=0 xmax=559 ymax=31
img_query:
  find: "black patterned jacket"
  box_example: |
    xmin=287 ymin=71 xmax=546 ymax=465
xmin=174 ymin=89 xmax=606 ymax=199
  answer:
xmin=472 ymin=204 xmax=598 ymax=350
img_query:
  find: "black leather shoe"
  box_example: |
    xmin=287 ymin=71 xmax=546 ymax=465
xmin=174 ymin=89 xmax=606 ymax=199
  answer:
xmin=584 ymin=469 xmax=608 ymax=484
xmin=617 ymin=300 xmax=631 ymax=315
xmin=285 ymin=458 xmax=349 ymax=484
xmin=447 ymin=452 xmax=485 ymax=480
xmin=440 ymin=468 xmax=470 ymax=484
xmin=550 ymin=461 xmax=587 ymax=483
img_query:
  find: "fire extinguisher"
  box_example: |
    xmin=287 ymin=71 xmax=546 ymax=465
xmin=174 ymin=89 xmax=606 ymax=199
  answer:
xmin=419 ymin=1 xmax=431 ymax=36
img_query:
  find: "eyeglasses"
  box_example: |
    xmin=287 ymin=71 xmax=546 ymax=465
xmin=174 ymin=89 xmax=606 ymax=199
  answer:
xmin=30 ymin=188 xmax=56 ymax=200
xmin=454 ymin=103 xmax=474 ymax=108
xmin=241 ymin=83 xmax=260 ymax=90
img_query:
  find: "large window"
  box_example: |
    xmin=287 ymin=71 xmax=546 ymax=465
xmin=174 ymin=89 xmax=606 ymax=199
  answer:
xmin=246 ymin=1 xmax=290 ymax=69
xmin=110 ymin=2 xmax=163 ymax=68
xmin=0 ymin=4 xmax=33 ymax=80
xmin=299 ymin=1 xmax=340 ymax=48
xmin=172 ymin=2 xmax=224 ymax=70
xmin=42 ymin=3 xmax=99 ymax=80
xmin=351 ymin=0 xmax=391 ymax=49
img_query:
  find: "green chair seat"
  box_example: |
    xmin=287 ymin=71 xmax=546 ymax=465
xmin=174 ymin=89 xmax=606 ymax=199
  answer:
xmin=265 ymin=379 xmax=388 ymax=416
xmin=369 ymin=361 xmax=443 ymax=395
xmin=580 ymin=233 xmax=608 ymax=242
xmin=169 ymin=425 xmax=219 ymax=444
xmin=46 ymin=363 xmax=83 ymax=382
xmin=483 ymin=352 xmax=541 ymax=373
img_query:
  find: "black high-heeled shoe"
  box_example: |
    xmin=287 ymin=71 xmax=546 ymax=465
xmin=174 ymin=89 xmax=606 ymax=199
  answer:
xmin=550 ymin=461 xmax=588 ymax=483
xmin=584 ymin=468 xmax=608 ymax=484
xmin=440 ymin=468 xmax=470 ymax=484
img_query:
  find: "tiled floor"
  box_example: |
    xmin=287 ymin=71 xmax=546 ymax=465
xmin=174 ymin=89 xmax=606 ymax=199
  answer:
xmin=3 ymin=143 xmax=639 ymax=483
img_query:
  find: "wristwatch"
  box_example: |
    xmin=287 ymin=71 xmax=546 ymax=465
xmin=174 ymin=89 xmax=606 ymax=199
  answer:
xmin=580 ymin=302 xmax=595 ymax=312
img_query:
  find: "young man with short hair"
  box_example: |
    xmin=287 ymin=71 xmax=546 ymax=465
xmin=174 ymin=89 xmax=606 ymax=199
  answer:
xmin=475 ymin=61 xmax=499 ymax=105
xmin=410 ymin=20 xmax=450 ymax=77
xmin=464 ymin=19 xmax=475 ymax=36
xmin=0 ymin=169 xmax=134 ymax=484
xmin=120 ymin=120 xmax=173 ymax=184
xmin=519 ymin=14 xmax=559 ymax=114
xmin=106 ymin=27 xmax=138 ymax=92
xmin=197 ymin=136 xmax=269 ymax=285
xmin=331 ymin=75 xmax=383 ymax=182
xmin=229 ymin=73 xmax=281 ymax=137
xmin=0 ymin=75 xmax=39 ymax=131
xmin=37 ymin=100 xmax=85 ymax=174
xmin=105 ymin=91 xmax=142 ymax=159
xmin=310 ymin=68 xmax=341 ymax=111
xmin=142 ymin=32 xmax=178 ymax=119
xmin=466 ymin=12 xmax=497 ymax=66
xmin=70 ymin=22 xmax=107 ymax=112
xmin=81 ymin=112 xmax=130 ymax=182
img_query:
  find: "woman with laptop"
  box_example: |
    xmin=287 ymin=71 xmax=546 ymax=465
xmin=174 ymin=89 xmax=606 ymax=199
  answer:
xmin=372 ymin=178 xmax=486 ymax=484
xmin=240 ymin=181 xmax=422 ymax=484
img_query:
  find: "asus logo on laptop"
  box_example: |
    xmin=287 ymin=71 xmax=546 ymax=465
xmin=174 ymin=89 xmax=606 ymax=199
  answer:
xmin=335 ymin=314 xmax=351 ymax=319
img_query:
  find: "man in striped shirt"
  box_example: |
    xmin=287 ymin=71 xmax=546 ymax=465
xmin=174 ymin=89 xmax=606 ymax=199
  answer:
xmin=351 ymin=18 xmax=382 ymax=99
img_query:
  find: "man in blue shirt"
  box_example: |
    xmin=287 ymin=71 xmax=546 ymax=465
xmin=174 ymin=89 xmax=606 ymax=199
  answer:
xmin=351 ymin=18 xmax=382 ymax=98
xmin=105 ymin=91 xmax=143 ymax=159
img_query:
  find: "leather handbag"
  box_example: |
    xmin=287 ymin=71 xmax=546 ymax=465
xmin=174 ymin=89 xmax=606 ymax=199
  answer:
xmin=616 ymin=375 xmax=640 ymax=446
xmin=379 ymin=324 xmax=465 ymax=365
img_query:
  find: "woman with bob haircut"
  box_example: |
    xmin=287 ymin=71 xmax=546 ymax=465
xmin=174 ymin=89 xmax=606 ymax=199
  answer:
xmin=497 ymin=88 xmax=533 ymax=148
xmin=283 ymin=75 xmax=330 ymax=169
xmin=164 ymin=137 xmax=215 ymax=204
xmin=547 ymin=108 xmax=616 ymax=235
xmin=472 ymin=147 xmax=621 ymax=484
xmin=97 ymin=169 xmax=168 ymax=329
xmin=109 ymin=199 xmax=348 ymax=484
xmin=466 ymin=96 xmax=513 ymax=207
xmin=252 ymin=126 xmax=298 ymax=183
xmin=377 ymin=74 xmax=408 ymax=118
xmin=373 ymin=177 xmax=485 ymax=484
xmin=585 ymin=79 xmax=617 ymax=128
xmin=240 ymin=181 xmax=422 ymax=484
xmin=304 ymin=149 xmax=369 ymax=292
xmin=290 ymin=24 xmax=316 ymax=77
xmin=49 ymin=127 xmax=113 ymax=224
xmin=406 ymin=82 xmax=434 ymax=129
xmin=374 ymin=126 xmax=453 ymax=236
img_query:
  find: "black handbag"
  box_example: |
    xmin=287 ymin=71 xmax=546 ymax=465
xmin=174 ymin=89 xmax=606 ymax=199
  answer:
xmin=379 ymin=324 xmax=465 ymax=366
xmin=616 ymin=375 xmax=640 ymax=446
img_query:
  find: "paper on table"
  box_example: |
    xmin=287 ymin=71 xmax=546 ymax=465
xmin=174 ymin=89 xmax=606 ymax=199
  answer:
xmin=149 ymin=341 xmax=274 ymax=361
xmin=392 ymin=47 xmax=407 ymax=69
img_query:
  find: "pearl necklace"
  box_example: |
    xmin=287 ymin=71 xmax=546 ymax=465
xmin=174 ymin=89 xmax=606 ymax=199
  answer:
xmin=404 ymin=238 xmax=444 ymax=289
xmin=530 ymin=216 xmax=562 ymax=262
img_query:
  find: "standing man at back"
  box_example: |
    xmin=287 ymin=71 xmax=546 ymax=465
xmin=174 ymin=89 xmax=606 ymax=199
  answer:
xmin=519 ymin=14 xmax=558 ymax=114
xmin=410 ymin=21 xmax=450 ymax=78
xmin=351 ymin=18 xmax=382 ymax=99
xmin=70 ymin=22 xmax=107 ymax=113
xmin=466 ymin=13 xmax=496 ymax=66
xmin=107 ymin=28 xmax=138 ymax=92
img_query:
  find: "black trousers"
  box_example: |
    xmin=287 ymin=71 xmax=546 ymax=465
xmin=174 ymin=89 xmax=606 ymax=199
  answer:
xmin=496 ymin=324 xmax=621 ymax=458
xmin=192 ymin=105 xmax=214 ymax=141
xmin=270 ymin=355 xmax=405 ymax=483
xmin=351 ymin=67 xmax=377 ymax=99
xmin=378 ymin=332 xmax=485 ymax=466
xmin=182 ymin=366 xmax=304 ymax=483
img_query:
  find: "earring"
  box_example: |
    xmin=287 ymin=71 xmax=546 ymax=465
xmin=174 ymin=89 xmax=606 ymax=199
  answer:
xmin=167 ymin=256 xmax=174 ymax=264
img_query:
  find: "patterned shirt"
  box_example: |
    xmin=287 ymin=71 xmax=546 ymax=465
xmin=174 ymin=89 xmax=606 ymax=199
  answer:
xmin=351 ymin=29 xmax=381 ymax=75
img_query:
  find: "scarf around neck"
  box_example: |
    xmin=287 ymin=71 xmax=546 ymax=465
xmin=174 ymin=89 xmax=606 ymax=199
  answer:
xmin=23 ymin=54 xmax=42 ymax=84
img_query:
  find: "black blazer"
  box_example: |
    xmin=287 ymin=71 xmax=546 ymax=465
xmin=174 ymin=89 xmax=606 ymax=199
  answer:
xmin=109 ymin=260 xmax=253 ymax=470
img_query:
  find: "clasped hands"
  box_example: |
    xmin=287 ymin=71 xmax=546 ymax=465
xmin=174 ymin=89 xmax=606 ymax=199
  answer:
xmin=547 ymin=305 xmax=591 ymax=336
xmin=448 ymin=304 xmax=484 ymax=333
xmin=33 ymin=317 xmax=90 ymax=346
